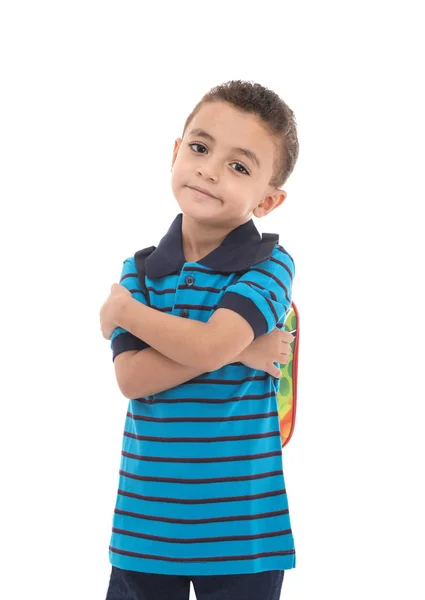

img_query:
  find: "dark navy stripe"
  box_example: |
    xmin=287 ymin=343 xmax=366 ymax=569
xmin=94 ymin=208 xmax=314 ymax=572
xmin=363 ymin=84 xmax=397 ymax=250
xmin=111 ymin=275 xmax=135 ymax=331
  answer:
xmin=123 ymin=430 xmax=281 ymax=443
xmin=247 ymin=267 xmax=291 ymax=303
xmin=112 ymin=527 xmax=292 ymax=544
xmin=122 ymin=449 xmax=283 ymax=463
xmin=241 ymin=280 xmax=278 ymax=301
xmin=147 ymin=284 xmax=230 ymax=294
xmin=270 ymin=256 xmax=294 ymax=281
xmin=188 ymin=374 xmax=269 ymax=384
xmin=118 ymin=487 xmax=286 ymax=504
xmin=114 ymin=507 xmax=289 ymax=525
xmin=127 ymin=410 xmax=279 ymax=423
xmin=119 ymin=468 xmax=283 ymax=484
xmin=110 ymin=546 xmax=295 ymax=563
xmin=134 ymin=391 xmax=276 ymax=404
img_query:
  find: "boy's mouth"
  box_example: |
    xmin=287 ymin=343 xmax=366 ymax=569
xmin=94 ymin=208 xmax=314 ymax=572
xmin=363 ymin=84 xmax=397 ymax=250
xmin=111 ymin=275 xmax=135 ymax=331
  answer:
xmin=187 ymin=185 xmax=220 ymax=200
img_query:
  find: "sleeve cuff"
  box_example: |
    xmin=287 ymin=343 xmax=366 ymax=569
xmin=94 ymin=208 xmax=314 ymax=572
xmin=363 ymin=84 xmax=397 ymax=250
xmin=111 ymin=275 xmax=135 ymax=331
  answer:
xmin=217 ymin=292 xmax=268 ymax=339
xmin=111 ymin=332 xmax=151 ymax=361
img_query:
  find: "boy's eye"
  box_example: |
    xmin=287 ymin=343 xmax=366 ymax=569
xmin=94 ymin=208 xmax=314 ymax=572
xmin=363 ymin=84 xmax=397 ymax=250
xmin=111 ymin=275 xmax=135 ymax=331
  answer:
xmin=188 ymin=143 xmax=250 ymax=175
xmin=189 ymin=142 xmax=207 ymax=154
xmin=230 ymin=162 xmax=249 ymax=175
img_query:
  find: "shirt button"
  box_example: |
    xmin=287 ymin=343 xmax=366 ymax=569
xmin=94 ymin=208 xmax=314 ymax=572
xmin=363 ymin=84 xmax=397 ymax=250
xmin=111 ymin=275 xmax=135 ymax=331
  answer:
xmin=185 ymin=276 xmax=195 ymax=286
xmin=180 ymin=309 xmax=189 ymax=318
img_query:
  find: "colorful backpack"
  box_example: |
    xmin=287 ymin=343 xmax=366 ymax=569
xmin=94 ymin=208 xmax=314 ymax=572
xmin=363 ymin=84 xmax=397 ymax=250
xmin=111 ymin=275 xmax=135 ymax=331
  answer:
xmin=279 ymin=302 xmax=299 ymax=447
xmin=134 ymin=247 xmax=299 ymax=449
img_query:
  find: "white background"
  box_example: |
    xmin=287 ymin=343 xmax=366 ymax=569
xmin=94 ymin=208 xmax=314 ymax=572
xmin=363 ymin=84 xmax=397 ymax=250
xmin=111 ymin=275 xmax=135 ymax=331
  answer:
xmin=1 ymin=1 xmax=424 ymax=599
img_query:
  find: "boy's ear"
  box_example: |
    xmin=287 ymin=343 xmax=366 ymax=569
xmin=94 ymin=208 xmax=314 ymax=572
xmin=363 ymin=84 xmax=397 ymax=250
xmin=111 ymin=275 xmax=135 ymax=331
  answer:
xmin=253 ymin=189 xmax=287 ymax=218
xmin=171 ymin=138 xmax=182 ymax=170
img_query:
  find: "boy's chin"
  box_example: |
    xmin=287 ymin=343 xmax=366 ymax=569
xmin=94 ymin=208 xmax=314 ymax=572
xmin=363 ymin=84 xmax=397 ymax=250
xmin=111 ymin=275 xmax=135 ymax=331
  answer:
xmin=174 ymin=196 xmax=222 ymax=218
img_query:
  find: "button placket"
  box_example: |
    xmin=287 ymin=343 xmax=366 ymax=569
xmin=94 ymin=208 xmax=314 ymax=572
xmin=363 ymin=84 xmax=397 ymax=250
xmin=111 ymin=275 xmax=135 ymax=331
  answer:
xmin=177 ymin=268 xmax=194 ymax=318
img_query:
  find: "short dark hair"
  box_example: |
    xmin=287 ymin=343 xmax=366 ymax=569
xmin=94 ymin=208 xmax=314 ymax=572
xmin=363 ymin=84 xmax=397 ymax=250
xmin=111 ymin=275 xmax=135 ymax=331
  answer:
xmin=182 ymin=80 xmax=299 ymax=188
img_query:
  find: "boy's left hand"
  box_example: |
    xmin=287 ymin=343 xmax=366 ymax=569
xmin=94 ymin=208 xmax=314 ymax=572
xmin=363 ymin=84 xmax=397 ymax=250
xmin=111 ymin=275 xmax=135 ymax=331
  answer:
xmin=99 ymin=283 xmax=132 ymax=340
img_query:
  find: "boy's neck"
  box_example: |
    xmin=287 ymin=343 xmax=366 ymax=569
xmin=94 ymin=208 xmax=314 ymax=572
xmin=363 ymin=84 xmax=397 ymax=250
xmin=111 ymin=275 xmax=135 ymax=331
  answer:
xmin=181 ymin=213 xmax=245 ymax=263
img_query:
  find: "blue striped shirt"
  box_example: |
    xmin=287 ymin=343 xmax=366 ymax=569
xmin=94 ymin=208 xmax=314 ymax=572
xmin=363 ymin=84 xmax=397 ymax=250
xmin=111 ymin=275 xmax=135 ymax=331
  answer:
xmin=108 ymin=213 xmax=296 ymax=576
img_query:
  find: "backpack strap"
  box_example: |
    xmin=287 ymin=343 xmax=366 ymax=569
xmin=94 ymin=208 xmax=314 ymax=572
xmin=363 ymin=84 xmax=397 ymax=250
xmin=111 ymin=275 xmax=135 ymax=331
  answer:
xmin=134 ymin=246 xmax=156 ymax=305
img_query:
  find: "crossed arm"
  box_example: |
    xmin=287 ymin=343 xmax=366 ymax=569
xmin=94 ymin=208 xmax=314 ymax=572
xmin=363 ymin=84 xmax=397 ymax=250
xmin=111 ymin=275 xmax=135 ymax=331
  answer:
xmin=111 ymin=297 xmax=255 ymax=398
xmin=108 ymin=250 xmax=294 ymax=398
xmin=115 ymin=296 xmax=255 ymax=372
xmin=115 ymin=345 xmax=245 ymax=399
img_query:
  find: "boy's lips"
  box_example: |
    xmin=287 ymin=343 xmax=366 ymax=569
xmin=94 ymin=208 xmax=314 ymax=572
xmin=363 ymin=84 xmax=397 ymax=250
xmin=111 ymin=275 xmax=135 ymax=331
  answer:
xmin=187 ymin=185 xmax=220 ymax=200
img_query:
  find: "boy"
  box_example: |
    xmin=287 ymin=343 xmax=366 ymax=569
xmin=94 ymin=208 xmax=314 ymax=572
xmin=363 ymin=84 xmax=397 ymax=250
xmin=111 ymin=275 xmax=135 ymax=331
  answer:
xmin=100 ymin=80 xmax=298 ymax=600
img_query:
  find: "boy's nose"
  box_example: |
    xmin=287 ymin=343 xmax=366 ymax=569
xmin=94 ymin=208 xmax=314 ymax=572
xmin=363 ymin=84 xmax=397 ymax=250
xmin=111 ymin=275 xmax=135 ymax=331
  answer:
xmin=196 ymin=165 xmax=219 ymax=182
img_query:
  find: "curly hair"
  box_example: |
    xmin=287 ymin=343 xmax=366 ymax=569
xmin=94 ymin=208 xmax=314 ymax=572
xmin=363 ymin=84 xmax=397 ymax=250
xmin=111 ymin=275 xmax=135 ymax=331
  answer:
xmin=182 ymin=80 xmax=299 ymax=188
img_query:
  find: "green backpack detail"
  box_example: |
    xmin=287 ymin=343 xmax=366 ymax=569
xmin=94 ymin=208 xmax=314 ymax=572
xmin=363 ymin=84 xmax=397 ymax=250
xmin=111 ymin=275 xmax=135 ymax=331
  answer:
xmin=278 ymin=303 xmax=299 ymax=448
xmin=134 ymin=247 xmax=299 ymax=448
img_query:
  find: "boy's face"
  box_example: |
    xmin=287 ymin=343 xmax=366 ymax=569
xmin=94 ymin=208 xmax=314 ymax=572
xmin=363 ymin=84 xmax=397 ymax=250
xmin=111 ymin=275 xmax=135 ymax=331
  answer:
xmin=171 ymin=101 xmax=286 ymax=228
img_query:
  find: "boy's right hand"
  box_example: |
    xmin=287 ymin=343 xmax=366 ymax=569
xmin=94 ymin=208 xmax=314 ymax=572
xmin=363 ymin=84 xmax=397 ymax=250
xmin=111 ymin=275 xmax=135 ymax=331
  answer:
xmin=238 ymin=328 xmax=295 ymax=378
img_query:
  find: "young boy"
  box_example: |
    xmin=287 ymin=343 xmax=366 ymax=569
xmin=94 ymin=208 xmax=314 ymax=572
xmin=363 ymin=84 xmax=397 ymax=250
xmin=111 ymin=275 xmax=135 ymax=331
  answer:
xmin=100 ymin=80 xmax=299 ymax=600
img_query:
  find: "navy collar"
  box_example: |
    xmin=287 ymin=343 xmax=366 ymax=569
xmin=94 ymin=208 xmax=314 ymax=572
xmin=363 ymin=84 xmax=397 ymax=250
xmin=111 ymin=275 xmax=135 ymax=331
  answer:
xmin=143 ymin=213 xmax=279 ymax=278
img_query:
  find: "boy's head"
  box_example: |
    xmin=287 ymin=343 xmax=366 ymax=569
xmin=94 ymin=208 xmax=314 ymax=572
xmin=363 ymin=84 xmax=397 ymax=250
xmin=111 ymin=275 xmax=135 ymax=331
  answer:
xmin=171 ymin=80 xmax=299 ymax=228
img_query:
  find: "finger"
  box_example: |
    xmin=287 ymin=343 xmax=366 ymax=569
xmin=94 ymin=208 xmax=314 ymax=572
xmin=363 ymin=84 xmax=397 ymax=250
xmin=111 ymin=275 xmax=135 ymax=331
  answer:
xmin=268 ymin=366 xmax=282 ymax=378
xmin=281 ymin=331 xmax=295 ymax=343
xmin=281 ymin=343 xmax=292 ymax=356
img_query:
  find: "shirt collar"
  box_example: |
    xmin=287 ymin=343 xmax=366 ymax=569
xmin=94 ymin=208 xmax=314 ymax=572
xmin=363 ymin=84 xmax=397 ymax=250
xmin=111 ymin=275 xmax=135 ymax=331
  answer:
xmin=143 ymin=212 xmax=279 ymax=278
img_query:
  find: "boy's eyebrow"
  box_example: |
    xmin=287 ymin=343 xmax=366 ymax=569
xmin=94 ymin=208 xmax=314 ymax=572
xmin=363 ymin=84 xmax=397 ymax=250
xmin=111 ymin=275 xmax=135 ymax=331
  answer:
xmin=188 ymin=127 xmax=261 ymax=168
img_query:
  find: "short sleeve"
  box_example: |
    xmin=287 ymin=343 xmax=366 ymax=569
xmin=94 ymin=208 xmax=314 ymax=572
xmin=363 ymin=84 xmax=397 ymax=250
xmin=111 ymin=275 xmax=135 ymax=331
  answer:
xmin=110 ymin=257 xmax=151 ymax=361
xmin=216 ymin=244 xmax=295 ymax=339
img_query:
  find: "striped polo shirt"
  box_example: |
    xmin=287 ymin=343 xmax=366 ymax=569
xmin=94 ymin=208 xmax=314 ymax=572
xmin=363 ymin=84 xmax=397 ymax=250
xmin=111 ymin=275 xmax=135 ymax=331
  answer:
xmin=108 ymin=212 xmax=296 ymax=576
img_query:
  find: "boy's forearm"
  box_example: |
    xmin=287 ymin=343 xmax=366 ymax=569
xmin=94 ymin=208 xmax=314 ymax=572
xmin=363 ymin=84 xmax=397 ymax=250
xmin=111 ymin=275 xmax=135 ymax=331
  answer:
xmin=116 ymin=296 xmax=216 ymax=370
xmin=125 ymin=347 xmax=244 ymax=398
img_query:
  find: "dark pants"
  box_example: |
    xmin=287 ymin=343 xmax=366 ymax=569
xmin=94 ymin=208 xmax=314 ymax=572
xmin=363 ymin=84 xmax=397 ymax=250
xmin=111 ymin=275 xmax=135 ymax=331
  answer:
xmin=105 ymin=565 xmax=284 ymax=600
